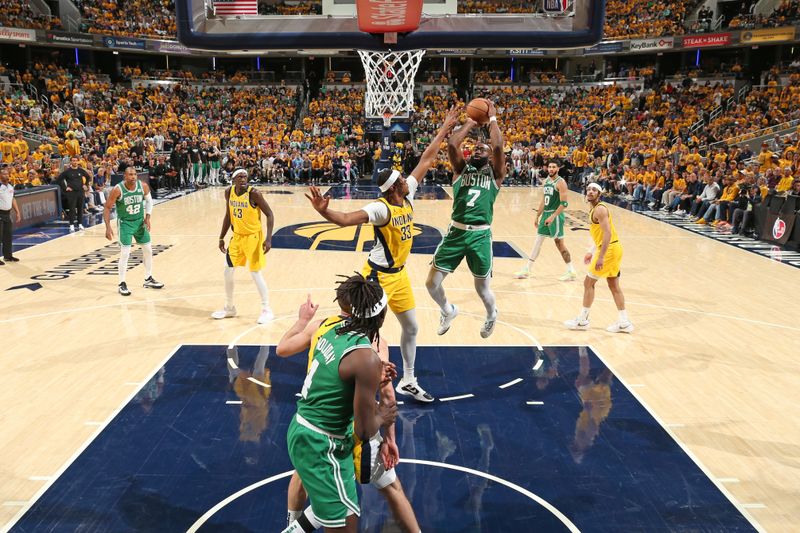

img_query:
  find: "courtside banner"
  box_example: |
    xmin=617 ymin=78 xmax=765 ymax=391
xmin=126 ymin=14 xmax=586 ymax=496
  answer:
xmin=15 ymin=186 xmax=60 ymax=230
xmin=630 ymin=37 xmax=673 ymax=52
xmin=681 ymin=33 xmax=731 ymax=48
xmin=741 ymin=27 xmax=796 ymax=44
xmin=762 ymin=213 xmax=796 ymax=245
xmin=0 ymin=26 xmax=36 ymax=42
xmin=356 ymin=0 xmax=423 ymax=33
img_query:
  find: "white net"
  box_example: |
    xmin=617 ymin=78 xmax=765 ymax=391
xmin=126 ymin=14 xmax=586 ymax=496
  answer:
xmin=358 ymin=49 xmax=426 ymax=120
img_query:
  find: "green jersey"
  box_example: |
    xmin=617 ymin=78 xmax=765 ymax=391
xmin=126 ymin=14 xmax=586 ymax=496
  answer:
xmin=542 ymin=176 xmax=563 ymax=212
xmin=116 ymin=180 xmax=145 ymax=223
xmin=297 ymin=323 xmax=372 ymax=435
xmin=452 ymin=164 xmax=500 ymax=225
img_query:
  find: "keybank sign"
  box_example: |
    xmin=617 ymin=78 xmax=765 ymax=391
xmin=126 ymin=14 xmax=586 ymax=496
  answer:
xmin=630 ymin=37 xmax=673 ymax=52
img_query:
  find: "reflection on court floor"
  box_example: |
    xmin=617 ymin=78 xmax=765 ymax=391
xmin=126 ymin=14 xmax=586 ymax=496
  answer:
xmin=10 ymin=345 xmax=755 ymax=532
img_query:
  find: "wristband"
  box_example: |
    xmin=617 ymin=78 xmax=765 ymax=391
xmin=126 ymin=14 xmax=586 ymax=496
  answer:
xmin=489 ymin=116 xmax=497 ymax=123
xmin=560 ymin=201 xmax=568 ymax=207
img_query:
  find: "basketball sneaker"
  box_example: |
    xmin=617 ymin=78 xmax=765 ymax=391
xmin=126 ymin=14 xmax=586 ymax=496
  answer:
xmin=513 ymin=268 xmax=530 ymax=279
xmin=118 ymin=282 xmax=131 ymax=296
xmin=606 ymin=321 xmax=634 ymax=334
xmin=396 ymin=378 xmax=434 ymax=403
xmin=143 ymin=276 xmax=164 ymax=289
xmin=437 ymin=304 xmax=458 ymax=335
xmin=559 ymin=270 xmax=577 ymax=281
xmin=563 ymin=317 xmax=590 ymax=330
xmin=480 ymin=309 xmax=498 ymax=338
xmin=211 ymin=305 xmax=237 ymax=319
xmin=257 ymin=307 xmax=275 ymax=324
xmin=69 ymin=224 xmax=75 ymax=233
xmin=78 ymin=224 xmax=85 ymax=231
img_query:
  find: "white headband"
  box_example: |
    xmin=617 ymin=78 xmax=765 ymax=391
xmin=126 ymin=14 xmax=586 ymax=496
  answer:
xmin=231 ymin=169 xmax=248 ymax=180
xmin=352 ymin=291 xmax=388 ymax=318
xmin=379 ymin=170 xmax=401 ymax=193
xmin=586 ymin=182 xmax=603 ymax=193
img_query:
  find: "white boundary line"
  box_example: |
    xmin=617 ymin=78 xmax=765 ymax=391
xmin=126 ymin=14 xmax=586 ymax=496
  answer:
xmin=2 ymin=345 xmax=182 ymax=533
xmin=588 ymin=344 xmax=766 ymax=533
xmin=526 ymin=401 xmax=544 ymax=405
xmin=439 ymin=394 xmax=474 ymax=402
xmin=186 ymin=459 xmax=581 ymax=533
xmin=498 ymin=378 xmax=523 ymax=389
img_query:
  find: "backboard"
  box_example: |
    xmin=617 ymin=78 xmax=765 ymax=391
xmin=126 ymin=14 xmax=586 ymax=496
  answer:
xmin=175 ymin=0 xmax=605 ymax=52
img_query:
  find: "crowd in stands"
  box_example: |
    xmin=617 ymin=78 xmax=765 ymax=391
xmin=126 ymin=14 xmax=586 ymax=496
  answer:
xmin=603 ymin=0 xmax=689 ymax=39
xmin=728 ymin=0 xmax=800 ymax=30
xmin=457 ymin=1 xmax=537 ymax=13
xmin=258 ymin=1 xmax=321 ymax=15
xmin=75 ymin=0 xmax=176 ymax=39
xmin=0 ymin=0 xmax=58 ymax=30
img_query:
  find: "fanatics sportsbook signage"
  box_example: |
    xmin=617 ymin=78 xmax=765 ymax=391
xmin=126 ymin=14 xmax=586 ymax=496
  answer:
xmin=681 ymin=33 xmax=731 ymax=48
xmin=46 ymin=31 xmax=95 ymax=46
xmin=0 ymin=26 xmax=36 ymax=42
xmin=630 ymin=37 xmax=673 ymax=52
xmin=103 ymin=36 xmax=146 ymax=50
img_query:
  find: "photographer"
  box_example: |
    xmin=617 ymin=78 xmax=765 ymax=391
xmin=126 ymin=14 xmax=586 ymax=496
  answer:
xmin=730 ymin=178 xmax=762 ymax=236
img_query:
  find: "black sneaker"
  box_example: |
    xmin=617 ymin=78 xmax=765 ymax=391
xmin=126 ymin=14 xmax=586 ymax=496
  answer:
xmin=0 ymin=259 xmax=5 ymax=266
xmin=396 ymin=378 xmax=434 ymax=403
xmin=119 ymin=282 xmax=131 ymax=296
xmin=4 ymin=256 xmax=19 ymax=262
xmin=143 ymin=276 xmax=164 ymax=289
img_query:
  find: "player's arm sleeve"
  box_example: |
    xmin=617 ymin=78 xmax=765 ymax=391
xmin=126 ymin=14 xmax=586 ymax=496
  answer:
xmin=406 ymin=175 xmax=418 ymax=200
xmin=361 ymin=202 xmax=390 ymax=225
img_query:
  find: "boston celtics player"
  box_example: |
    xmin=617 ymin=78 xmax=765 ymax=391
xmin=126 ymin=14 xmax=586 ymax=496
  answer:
xmin=426 ymin=103 xmax=505 ymax=338
xmin=282 ymin=274 xmax=398 ymax=533
xmin=306 ymin=107 xmax=459 ymax=403
xmin=514 ymin=159 xmax=577 ymax=281
xmin=103 ymin=166 xmax=164 ymax=296
xmin=212 ymin=168 xmax=275 ymax=324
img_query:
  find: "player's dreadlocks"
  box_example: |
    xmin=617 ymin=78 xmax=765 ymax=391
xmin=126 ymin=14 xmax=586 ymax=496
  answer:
xmin=335 ymin=272 xmax=387 ymax=344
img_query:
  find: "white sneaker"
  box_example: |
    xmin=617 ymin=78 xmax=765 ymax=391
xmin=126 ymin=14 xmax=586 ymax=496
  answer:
xmin=564 ymin=317 xmax=590 ymax=330
xmin=513 ymin=268 xmax=530 ymax=279
xmin=606 ymin=321 xmax=634 ymax=333
xmin=211 ymin=305 xmax=237 ymax=319
xmin=558 ymin=270 xmax=577 ymax=281
xmin=674 ymin=209 xmax=685 ymax=215
xmin=396 ymin=378 xmax=434 ymax=403
xmin=257 ymin=308 xmax=275 ymax=324
xmin=69 ymin=224 xmax=75 ymax=233
xmin=437 ymin=304 xmax=458 ymax=335
xmin=78 ymin=224 xmax=85 ymax=231
xmin=480 ymin=309 xmax=498 ymax=338
xmin=647 ymin=201 xmax=656 ymax=208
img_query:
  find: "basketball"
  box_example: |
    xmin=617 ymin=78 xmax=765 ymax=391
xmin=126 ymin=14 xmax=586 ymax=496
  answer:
xmin=466 ymin=98 xmax=492 ymax=124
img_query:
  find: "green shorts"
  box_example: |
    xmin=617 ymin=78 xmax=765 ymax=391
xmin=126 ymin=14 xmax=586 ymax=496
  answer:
xmin=537 ymin=210 xmax=565 ymax=239
xmin=287 ymin=416 xmax=359 ymax=528
xmin=118 ymin=218 xmax=150 ymax=246
xmin=432 ymin=226 xmax=493 ymax=278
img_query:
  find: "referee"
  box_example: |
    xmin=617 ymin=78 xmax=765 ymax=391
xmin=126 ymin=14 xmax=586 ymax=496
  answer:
xmin=0 ymin=167 xmax=22 ymax=265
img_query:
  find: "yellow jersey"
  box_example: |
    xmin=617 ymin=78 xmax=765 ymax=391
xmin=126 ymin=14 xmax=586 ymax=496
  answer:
xmin=229 ymin=186 xmax=262 ymax=235
xmin=589 ymin=202 xmax=620 ymax=248
xmin=307 ymin=315 xmax=347 ymax=370
xmin=371 ymin=197 xmax=413 ymax=269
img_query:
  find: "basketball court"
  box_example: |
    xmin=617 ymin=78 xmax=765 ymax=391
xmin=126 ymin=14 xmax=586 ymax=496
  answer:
xmin=1 ymin=186 xmax=798 ymax=531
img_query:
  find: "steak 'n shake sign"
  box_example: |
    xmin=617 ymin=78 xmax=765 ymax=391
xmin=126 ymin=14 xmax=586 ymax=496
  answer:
xmin=681 ymin=33 xmax=731 ymax=48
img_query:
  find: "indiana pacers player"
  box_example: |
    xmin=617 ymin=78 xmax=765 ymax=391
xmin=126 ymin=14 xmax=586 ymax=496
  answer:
xmin=564 ymin=183 xmax=633 ymax=333
xmin=306 ymin=107 xmax=459 ymax=402
xmin=212 ymin=168 xmax=275 ymax=324
xmin=426 ymin=101 xmax=505 ymax=338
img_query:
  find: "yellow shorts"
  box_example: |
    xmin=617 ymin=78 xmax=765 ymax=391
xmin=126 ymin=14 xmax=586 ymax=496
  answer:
xmin=589 ymin=243 xmax=622 ymax=279
xmin=227 ymin=232 xmax=265 ymax=272
xmin=362 ymin=263 xmax=415 ymax=314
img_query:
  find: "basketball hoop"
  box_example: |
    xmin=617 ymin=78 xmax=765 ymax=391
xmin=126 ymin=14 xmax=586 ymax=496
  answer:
xmin=358 ymin=49 xmax=425 ymax=120
xmin=382 ymin=111 xmax=393 ymax=129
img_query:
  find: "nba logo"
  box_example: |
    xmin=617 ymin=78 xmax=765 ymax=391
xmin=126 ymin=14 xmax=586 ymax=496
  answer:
xmin=772 ymin=218 xmax=786 ymax=239
xmin=543 ymin=0 xmax=569 ymax=13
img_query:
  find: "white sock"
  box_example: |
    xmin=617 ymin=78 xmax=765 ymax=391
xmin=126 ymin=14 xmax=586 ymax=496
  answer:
xmin=224 ymin=266 xmax=235 ymax=308
xmin=474 ymin=276 xmax=496 ymax=317
xmin=396 ymin=309 xmax=418 ymax=381
xmin=118 ymin=245 xmax=131 ymax=283
xmin=142 ymin=242 xmax=153 ymax=278
xmin=566 ymin=262 xmax=575 ymax=274
xmin=425 ymin=268 xmax=450 ymax=313
xmin=251 ymin=270 xmax=270 ymax=308
xmin=619 ymin=309 xmax=629 ymax=323
xmin=579 ymin=307 xmax=590 ymax=321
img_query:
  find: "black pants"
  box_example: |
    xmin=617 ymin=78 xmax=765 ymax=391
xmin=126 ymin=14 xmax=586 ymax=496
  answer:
xmin=0 ymin=209 xmax=13 ymax=259
xmin=65 ymin=190 xmax=84 ymax=226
